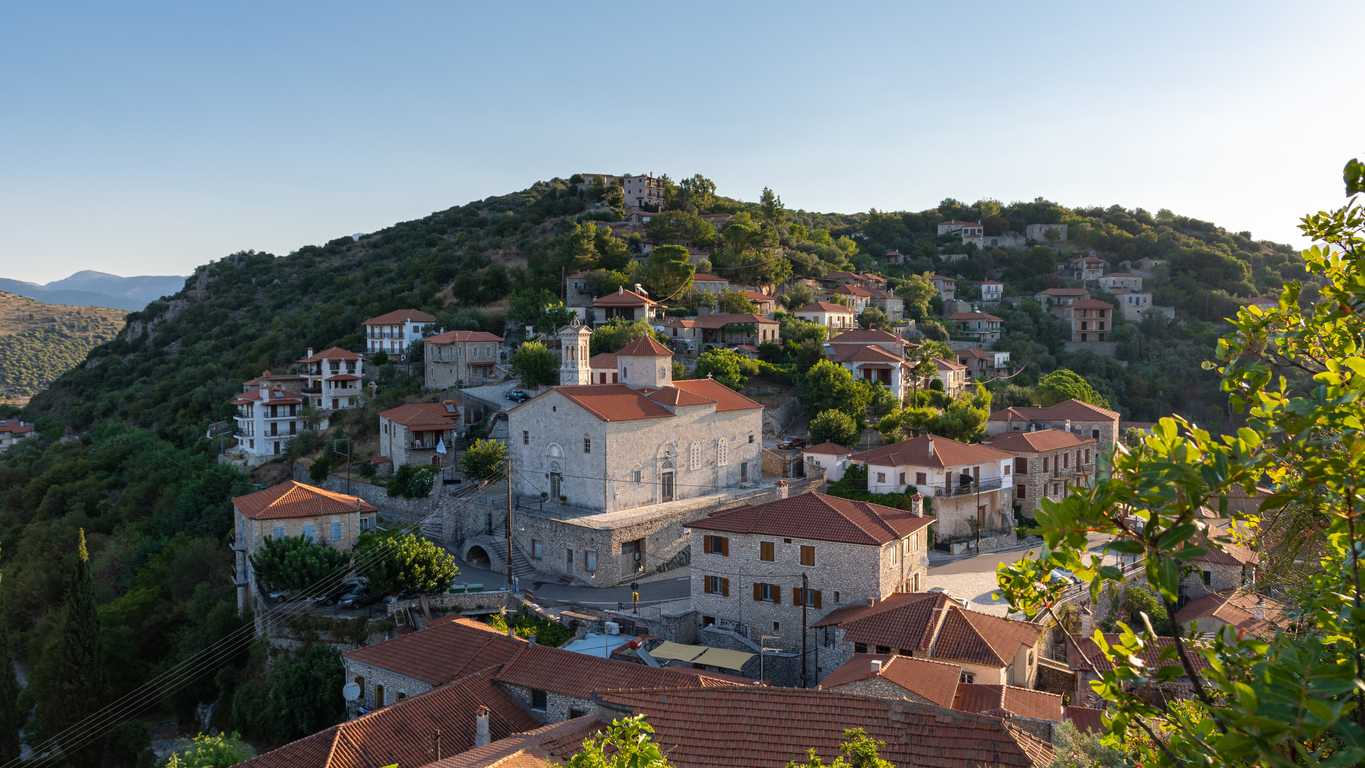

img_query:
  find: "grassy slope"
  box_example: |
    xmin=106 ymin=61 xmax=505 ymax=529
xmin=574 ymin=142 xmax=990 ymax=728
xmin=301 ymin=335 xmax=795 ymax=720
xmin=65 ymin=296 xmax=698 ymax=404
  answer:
xmin=0 ymin=291 xmax=126 ymax=401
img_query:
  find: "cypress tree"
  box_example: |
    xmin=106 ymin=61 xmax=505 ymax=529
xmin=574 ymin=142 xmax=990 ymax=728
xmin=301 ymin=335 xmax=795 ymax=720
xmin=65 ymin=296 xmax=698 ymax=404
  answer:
xmin=54 ymin=530 xmax=108 ymax=768
xmin=0 ymin=549 xmax=21 ymax=764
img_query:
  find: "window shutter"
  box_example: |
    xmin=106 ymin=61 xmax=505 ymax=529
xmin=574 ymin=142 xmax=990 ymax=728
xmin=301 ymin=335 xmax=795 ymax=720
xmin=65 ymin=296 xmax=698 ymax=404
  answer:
xmin=703 ymin=578 xmax=712 ymax=595
xmin=704 ymin=535 xmax=712 ymax=554
xmin=793 ymin=587 xmax=803 ymax=606
xmin=753 ymin=582 xmax=762 ymax=601
xmin=721 ymin=578 xmax=729 ymax=597
xmin=813 ymin=590 xmax=822 ymax=609
xmin=1014 ymin=457 xmax=1026 ymax=474
xmin=772 ymin=586 xmax=781 ymax=604
xmin=720 ymin=537 xmax=729 ymax=557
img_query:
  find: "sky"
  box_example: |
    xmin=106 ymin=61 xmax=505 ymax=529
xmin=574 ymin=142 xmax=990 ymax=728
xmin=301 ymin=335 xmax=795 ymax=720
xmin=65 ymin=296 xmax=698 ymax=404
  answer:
xmin=1 ymin=1 xmax=1361 ymax=283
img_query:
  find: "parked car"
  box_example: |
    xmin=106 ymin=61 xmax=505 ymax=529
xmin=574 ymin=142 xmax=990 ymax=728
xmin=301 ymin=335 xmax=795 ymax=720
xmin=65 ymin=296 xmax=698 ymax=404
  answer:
xmin=339 ymin=585 xmax=388 ymax=610
xmin=777 ymin=437 xmax=808 ymax=450
xmin=505 ymin=390 xmax=530 ymax=403
xmin=267 ymin=588 xmax=293 ymax=605
xmin=1048 ymin=568 xmax=1079 ymax=585
xmin=315 ymin=581 xmax=361 ymax=606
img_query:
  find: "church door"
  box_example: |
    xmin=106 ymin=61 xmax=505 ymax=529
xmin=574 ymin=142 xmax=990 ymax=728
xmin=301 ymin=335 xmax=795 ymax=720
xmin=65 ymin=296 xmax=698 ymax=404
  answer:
xmin=661 ymin=472 xmax=674 ymax=502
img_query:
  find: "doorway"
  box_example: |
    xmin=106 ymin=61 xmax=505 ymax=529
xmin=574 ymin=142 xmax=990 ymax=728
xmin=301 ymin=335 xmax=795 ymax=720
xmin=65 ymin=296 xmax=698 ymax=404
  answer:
xmin=566 ymin=548 xmax=574 ymax=577
xmin=660 ymin=472 xmax=673 ymax=502
xmin=550 ymin=472 xmax=562 ymax=500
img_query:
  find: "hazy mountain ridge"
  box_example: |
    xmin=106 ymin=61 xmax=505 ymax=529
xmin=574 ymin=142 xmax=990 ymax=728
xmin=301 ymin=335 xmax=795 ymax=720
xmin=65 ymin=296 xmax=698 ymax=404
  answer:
xmin=0 ymin=271 xmax=188 ymax=312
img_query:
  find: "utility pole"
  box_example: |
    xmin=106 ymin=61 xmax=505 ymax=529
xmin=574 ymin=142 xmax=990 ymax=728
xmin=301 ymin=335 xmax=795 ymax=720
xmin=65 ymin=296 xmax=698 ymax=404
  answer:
xmin=506 ymin=457 xmax=514 ymax=591
xmin=759 ymin=635 xmax=780 ymax=683
xmin=801 ymin=572 xmax=808 ymax=689
xmin=433 ymin=728 xmax=440 ymax=761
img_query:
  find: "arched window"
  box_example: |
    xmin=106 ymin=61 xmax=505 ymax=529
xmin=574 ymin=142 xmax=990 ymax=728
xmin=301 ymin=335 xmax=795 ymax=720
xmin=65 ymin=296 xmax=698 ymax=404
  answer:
xmin=717 ymin=438 xmax=728 ymax=466
xmin=690 ymin=441 xmax=701 ymax=471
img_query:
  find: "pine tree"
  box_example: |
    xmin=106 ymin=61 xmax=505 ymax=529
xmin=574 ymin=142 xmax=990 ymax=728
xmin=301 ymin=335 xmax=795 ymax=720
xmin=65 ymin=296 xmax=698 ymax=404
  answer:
xmin=52 ymin=530 xmax=108 ymax=768
xmin=0 ymin=549 xmax=22 ymax=764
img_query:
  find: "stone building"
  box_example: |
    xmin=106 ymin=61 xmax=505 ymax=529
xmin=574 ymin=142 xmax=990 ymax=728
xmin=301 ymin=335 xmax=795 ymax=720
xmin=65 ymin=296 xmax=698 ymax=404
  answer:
xmin=1061 ymin=256 xmax=1106 ymax=281
xmin=621 ymin=173 xmax=665 ymax=210
xmin=813 ymin=591 xmax=1045 ymax=688
xmin=1025 ymin=223 xmax=1068 ymax=243
xmin=1065 ymin=299 xmax=1112 ymax=342
xmin=378 ymin=401 xmax=462 ymax=469
xmin=1178 ymin=521 xmax=1259 ymax=604
xmin=0 ymin=420 xmax=35 ymax=453
xmin=1097 ymin=273 xmax=1143 ymax=293
xmin=1172 ymin=588 xmax=1286 ymax=641
xmin=947 ymin=312 xmax=1002 ymax=345
xmin=982 ymin=429 xmax=1097 ymax=517
xmin=927 ymin=274 xmax=956 ymax=301
xmin=792 ymin=301 xmax=855 ymax=331
xmin=692 ymin=274 xmax=730 ymax=293
xmin=864 ymin=288 xmax=904 ymax=320
xmin=564 ymin=271 xmax=596 ymax=309
xmin=231 ymin=481 xmax=375 ymax=613
xmin=687 ymin=491 xmax=933 ymax=653
xmin=362 ymin=309 xmax=435 ymax=358
xmin=557 ymin=319 xmax=592 ymax=386
xmin=955 ymin=348 xmax=1012 ymax=382
xmin=849 ymin=436 xmax=1015 ymax=540
xmin=423 ymin=330 xmax=505 ymax=389
xmin=986 ymin=400 xmax=1122 ymax=449
xmin=296 ymin=347 xmax=365 ymax=411
xmin=1033 ymin=288 xmax=1091 ymax=316
xmin=819 ymin=654 xmax=962 ymax=707
xmin=695 ymin=313 xmax=780 ymax=346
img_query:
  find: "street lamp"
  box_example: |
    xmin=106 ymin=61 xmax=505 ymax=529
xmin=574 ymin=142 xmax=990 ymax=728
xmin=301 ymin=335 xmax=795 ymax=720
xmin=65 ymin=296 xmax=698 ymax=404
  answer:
xmin=759 ymin=635 xmax=781 ymax=683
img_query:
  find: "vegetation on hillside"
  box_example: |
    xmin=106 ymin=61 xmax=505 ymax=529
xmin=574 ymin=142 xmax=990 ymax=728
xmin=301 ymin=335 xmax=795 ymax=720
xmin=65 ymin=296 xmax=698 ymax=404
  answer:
xmin=0 ymin=292 xmax=125 ymax=401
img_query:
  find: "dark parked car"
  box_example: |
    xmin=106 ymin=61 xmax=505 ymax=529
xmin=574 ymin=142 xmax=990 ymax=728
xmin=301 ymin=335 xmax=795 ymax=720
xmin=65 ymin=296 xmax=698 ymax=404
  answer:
xmin=314 ymin=580 xmax=361 ymax=606
xmin=338 ymin=585 xmax=387 ymax=610
xmin=777 ymin=437 xmax=808 ymax=450
xmin=505 ymin=390 xmax=530 ymax=403
xmin=267 ymin=588 xmax=293 ymax=605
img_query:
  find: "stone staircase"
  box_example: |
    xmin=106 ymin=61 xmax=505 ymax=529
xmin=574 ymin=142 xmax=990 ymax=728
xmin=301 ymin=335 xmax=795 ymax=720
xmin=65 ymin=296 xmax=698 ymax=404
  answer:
xmin=500 ymin=537 xmax=537 ymax=579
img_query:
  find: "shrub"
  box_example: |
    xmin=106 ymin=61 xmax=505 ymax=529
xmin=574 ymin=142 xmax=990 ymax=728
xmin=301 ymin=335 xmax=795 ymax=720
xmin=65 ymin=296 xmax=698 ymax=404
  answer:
xmin=809 ymin=410 xmax=860 ymax=447
xmin=462 ymin=438 xmax=507 ymax=482
xmin=387 ymin=464 xmax=437 ymax=498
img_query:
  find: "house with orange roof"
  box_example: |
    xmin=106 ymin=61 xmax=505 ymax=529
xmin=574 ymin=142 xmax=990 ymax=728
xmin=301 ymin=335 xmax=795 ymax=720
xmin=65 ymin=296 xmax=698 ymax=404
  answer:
xmin=737 ymin=289 xmax=777 ymax=316
xmin=231 ymin=481 xmax=377 ymax=613
xmin=688 ymin=491 xmax=933 ymax=653
xmin=934 ymin=357 xmax=968 ymax=396
xmin=694 ymin=313 xmax=779 ymax=346
xmin=591 ymin=287 xmax=659 ymax=325
xmin=801 ymin=441 xmax=854 ymax=482
xmin=863 ymin=287 xmax=904 ymax=320
xmin=0 ymin=419 xmax=35 ymax=453
xmin=829 ymin=343 xmax=912 ymax=400
xmin=423 ymin=330 xmax=506 ymax=388
xmin=379 ymin=401 xmax=462 ymax=470
xmin=296 ymin=346 xmax=366 ymax=412
xmin=362 ymin=309 xmax=436 ymax=357
xmin=982 ymin=429 xmax=1097 ymax=516
xmin=955 ymin=348 xmax=1011 ymax=382
xmin=821 ymin=284 xmax=872 ymax=313
xmin=691 ymin=274 xmax=730 ymax=294
xmin=819 ymin=654 xmax=962 ymax=707
xmin=1173 ymin=588 xmax=1286 ymax=641
xmin=792 ymin=301 xmax=855 ymax=331
xmin=947 ymin=311 xmax=1002 ymax=345
xmin=927 ymin=274 xmax=956 ymax=301
xmin=849 ymin=435 xmax=1015 ymax=541
xmin=230 ymin=383 xmax=307 ymax=464
xmin=986 ymin=399 xmax=1122 ymax=448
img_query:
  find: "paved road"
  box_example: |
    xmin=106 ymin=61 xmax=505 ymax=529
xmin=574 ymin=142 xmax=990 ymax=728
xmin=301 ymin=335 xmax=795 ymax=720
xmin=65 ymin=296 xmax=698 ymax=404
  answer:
xmin=929 ymin=532 xmax=1114 ymax=575
xmin=450 ymin=555 xmax=690 ymax=609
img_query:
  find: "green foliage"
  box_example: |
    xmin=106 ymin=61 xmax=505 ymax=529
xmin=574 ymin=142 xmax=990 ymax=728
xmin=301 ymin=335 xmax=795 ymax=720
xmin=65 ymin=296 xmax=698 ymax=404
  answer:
xmin=162 ymin=732 xmax=255 ymax=768
xmin=857 ymin=307 xmax=891 ymax=332
xmin=786 ymin=728 xmax=894 ymax=768
xmin=808 ymin=410 xmax=860 ymax=447
xmin=823 ymin=465 xmax=917 ymax=510
xmin=590 ymin=318 xmax=661 ymax=356
xmin=0 ymin=293 xmax=126 ymax=399
xmin=106 ymin=720 xmax=153 ymax=768
xmin=717 ymin=289 xmax=759 ymax=315
xmin=487 ymin=612 xmax=573 ymax=647
xmin=308 ymin=454 xmax=333 ymax=483
xmin=694 ymin=349 xmax=758 ymax=390
xmin=671 ymin=360 xmax=686 ymax=381
xmin=360 ymin=533 xmax=459 ymax=596
xmin=1047 ymin=720 xmax=1133 ymax=768
xmin=0 ymin=554 xmax=20 ymax=764
xmin=798 ymin=360 xmax=873 ymax=422
xmin=644 ymin=210 xmax=717 ymax=248
xmin=894 ymin=273 xmax=936 ymax=311
xmin=248 ymin=534 xmax=353 ymax=592
xmin=509 ymin=340 xmax=558 ymax=388
xmin=461 ymin=438 xmax=506 ymax=482
xmin=781 ymin=282 xmax=815 ymax=309
xmin=387 ymin=463 xmax=438 ymax=498
xmin=644 ymin=245 xmax=696 ymax=301
xmin=1035 ymin=369 xmax=1110 ymax=408
xmin=226 ymin=644 xmax=345 ymax=744
xmin=510 ymin=290 xmax=576 ymax=335
xmin=564 ymin=715 xmax=671 ymax=768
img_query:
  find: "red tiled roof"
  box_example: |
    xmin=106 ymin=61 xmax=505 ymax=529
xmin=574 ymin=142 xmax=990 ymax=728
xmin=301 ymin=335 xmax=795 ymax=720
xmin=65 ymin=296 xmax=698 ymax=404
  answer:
xmin=983 ymin=429 xmax=1094 ymax=453
xmin=987 ymin=399 xmax=1121 ymax=423
xmin=934 ymin=358 xmax=967 ymax=371
xmin=828 ymin=285 xmax=873 ymax=296
xmin=237 ymin=667 xmax=539 ymax=768
xmin=802 ymin=441 xmax=854 ymax=457
xmin=428 ymin=715 xmax=602 ymax=768
xmin=343 ymin=618 xmax=525 ymax=685
xmin=829 ymin=329 xmax=902 ymax=345
xmin=1065 ymin=706 xmax=1106 ymax=734
xmin=794 ymin=301 xmax=854 ymax=314
xmin=954 ymin=684 xmax=1063 ymax=721
xmin=592 ymin=289 xmax=657 ymax=307
xmin=494 ymin=643 xmax=739 ymax=698
xmin=831 ymin=345 xmax=904 ymax=365
xmin=850 ymin=434 xmax=1012 ymax=470
xmin=647 ymin=387 xmax=716 ymax=408
xmin=325 ymin=374 xmax=362 ymax=381
xmin=688 ymin=491 xmax=932 ymax=546
xmin=671 ymin=378 xmax=763 ymax=412
xmin=425 ymin=330 xmax=504 ymax=344
xmin=1067 ymin=633 xmax=1212 ymax=675
xmin=820 ymin=654 xmax=961 ymax=707
xmin=812 ymin=592 xmax=949 ymax=650
xmin=1034 ymin=288 xmax=1090 ymax=297
xmin=1172 ymin=588 xmax=1285 ymax=639
xmin=233 ymin=481 xmax=377 ymax=520
xmin=548 ymin=385 xmax=675 ymax=422
xmin=0 ymin=422 xmax=34 ymax=435
xmin=230 ymin=388 xmax=305 ymax=406
xmin=1189 ymin=522 xmax=1259 ymax=566
xmin=297 ymin=346 xmax=363 ymax=362
xmin=692 ymin=274 xmax=727 ymax=282
xmin=380 ymin=403 xmax=461 ymax=429
xmin=933 ymin=608 xmax=1044 ymax=668
xmin=617 ymin=335 xmax=673 ymax=357
xmin=694 ymin=313 xmax=777 ymax=329
xmin=1069 ymin=299 xmax=1113 ymax=309
xmin=656 ymin=318 xmax=698 ymax=328
xmin=958 ymin=349 xmax=994 ymax=360
xmin=594 ymin=686 xmax=1052 ymax=768
xmin=948 ymin=312 xmax=1002 ymax=322
xmin=363 ymin=309 xmax=437 ymax=325
xmin=588 ymin=353 xmax=617 ymax=369
xmin=743 ymin=291 xmax=774 ymax=302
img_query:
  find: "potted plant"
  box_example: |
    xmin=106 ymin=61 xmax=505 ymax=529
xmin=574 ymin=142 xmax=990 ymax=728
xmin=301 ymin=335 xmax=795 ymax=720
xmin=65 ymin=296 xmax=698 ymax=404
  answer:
xmin=559 ymin=495 xmax=567 ymax=504
xmin=540 ymin=491 xmax=548 ymax=501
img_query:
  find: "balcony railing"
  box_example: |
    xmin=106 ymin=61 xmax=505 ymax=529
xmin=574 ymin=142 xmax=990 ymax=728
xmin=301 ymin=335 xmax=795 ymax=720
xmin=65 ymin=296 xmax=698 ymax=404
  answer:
xmin=933 ymin=476 xmax=1004 ymax=497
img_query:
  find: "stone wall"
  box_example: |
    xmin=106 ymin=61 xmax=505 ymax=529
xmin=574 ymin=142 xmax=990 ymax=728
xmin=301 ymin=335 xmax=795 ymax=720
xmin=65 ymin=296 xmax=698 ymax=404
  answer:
xmin=827 ymin=675 xmax=933 ymax=704
xmin=1009 ymin=443 xmax=1097 ymax=517
xmin=291 ymin=466 xmax=441 ymax=518
xmin=343 ymin=659 xmax=434 ymax=715
xmin=1035 ymin=658 xmax=1076 ymax=698
xmin=382 ymin=588 xmax=519 ymax=617
xmin=499 ymin=682 xmax=596 ymax=725
xmin=1063 ymin=340 xmax=1118 ymax=357
xmin=762 ymin=397 xmax=806 ymax=437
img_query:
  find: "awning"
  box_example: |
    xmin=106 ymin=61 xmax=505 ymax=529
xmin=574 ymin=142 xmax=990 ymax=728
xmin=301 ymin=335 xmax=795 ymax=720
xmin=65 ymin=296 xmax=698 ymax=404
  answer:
xmin=690 ymin=647 xmax=754 ymax=671
xmin=648 ymin=641 xmax=707 ymax=662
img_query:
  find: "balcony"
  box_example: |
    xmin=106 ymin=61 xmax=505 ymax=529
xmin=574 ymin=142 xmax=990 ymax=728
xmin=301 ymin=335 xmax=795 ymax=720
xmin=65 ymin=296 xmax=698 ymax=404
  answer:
xmin=933 ymin=476 xmax=1004 ymax=498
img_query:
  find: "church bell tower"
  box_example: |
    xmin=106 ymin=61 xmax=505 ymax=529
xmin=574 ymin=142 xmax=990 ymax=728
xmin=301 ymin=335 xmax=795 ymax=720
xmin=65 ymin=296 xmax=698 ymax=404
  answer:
xmin=557 ymin=316 xmax=591 ymax=386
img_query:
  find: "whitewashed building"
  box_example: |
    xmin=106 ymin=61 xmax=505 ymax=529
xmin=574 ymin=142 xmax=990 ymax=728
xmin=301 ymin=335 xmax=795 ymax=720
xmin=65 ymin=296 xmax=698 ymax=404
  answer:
xmin=362 ymin=309 xmax=436 ymax=358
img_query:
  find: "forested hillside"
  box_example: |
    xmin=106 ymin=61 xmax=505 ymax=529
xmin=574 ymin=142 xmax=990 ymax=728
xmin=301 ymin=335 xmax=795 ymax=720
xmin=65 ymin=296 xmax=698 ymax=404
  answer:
xmin=0 ymin=292 xmax=126 ymax=402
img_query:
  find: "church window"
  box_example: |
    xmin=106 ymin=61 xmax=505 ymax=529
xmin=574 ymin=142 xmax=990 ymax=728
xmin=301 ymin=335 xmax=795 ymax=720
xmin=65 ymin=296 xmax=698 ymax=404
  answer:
xmin=690 ymin=442 xmax=701 ymax=470
xmin=584 ymin=434 xmax=591 ymax=454
xmin=717 ymin=438 xmax=728 ymax=466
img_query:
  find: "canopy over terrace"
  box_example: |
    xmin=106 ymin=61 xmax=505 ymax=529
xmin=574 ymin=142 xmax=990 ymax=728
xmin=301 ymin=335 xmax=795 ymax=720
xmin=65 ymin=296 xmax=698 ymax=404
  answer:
xmin=648 ymin=641 xmax=754 ymax=671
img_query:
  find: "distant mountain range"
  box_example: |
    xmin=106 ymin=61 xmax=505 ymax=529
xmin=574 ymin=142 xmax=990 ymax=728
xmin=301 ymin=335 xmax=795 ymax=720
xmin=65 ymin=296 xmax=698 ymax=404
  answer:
xmin=0 ymin=271 xmax=187 ymax=311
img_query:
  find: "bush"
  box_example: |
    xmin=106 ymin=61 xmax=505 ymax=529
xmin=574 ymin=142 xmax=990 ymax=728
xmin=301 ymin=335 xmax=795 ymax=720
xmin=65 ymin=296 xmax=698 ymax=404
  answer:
xmin=387 ymin=464 xmax=437 ymax=498
xmin=308 ymin=455 xmax=332 ymax=483
xmin=694 ymin=348 xmax=758 ymax=390
xmin=487 ymin=613 xmax=573 ymax=647
xmin=808 ymin=410 xmax=860 ymax=447
xmin=370 ymin=350 xmax=390 ymax=367
xmin=462 ymin=438 xmax=507 ymax=482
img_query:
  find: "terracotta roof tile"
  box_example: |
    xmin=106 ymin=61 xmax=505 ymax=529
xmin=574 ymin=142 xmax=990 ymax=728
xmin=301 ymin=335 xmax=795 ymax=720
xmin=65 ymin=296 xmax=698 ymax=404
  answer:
xmin=670 ymin=378 xmax=762 ymax=412
xmin=233 ymin=481 xmax=377 ymax=520
xmin=983 ymin=429 xmax=1094 ymax=453
xmin=794 ymin=301 xmax=855 ymax=314
xmin=802 ymin=441 xmax=854 ymax=456
xmin=647 ymin=387 xmax=716 ymax=408
xmin=828 ymin=285 xmax=873 ymax=297
xmin=829 ymin=330 xmax=902 ymax=345
xmin=546 ymin=385 xmax=676 ymax=422
xmin=363 ymin=309 xmax=437 ymax=325
xmin=692 ymin=274 xmax=727 ymax=282
xmin=831 ymin=346 xmax=904 ymax=364
xmin=593 ymin=686 xmax=1052 ymax=768
xmin=1172 ymin=589 xmax=1285 ymax=639
xmin=953 ymin=684 xmax=1063 ymax=721
xmin=987 ymin=399 xmax=1120 ymax=423
xmin=592 ymin=289 xmax=657 ymax=307
xmin=428 ymin=716 xmax=602 ymax=768
xmin=617 ymin=335 xmax=673 ymax=357
xmin=934 ymin=358 xmax=967 ymax=371
xmin=425 ymin=330 xmax=504 ymax=344
xmin=850 ymin=435 xmax=1013 ymax=470
xmin=1064 ymin=706 xmax=1105 ymax=734
xmin=811 ymin=592 xmax=948 ymax=652
xmin=688 ymin=491 xmax=932 ymax=546
xmin=693 ymin=313 xmax=777 ymax=329
xmin=587 ymin=353 xmax=617 ymax=369
xmin=0 ymin=422 xmax=34 ymax=435
xmin=238 ymin=667 xmax=539 ymax=768
xmin=230 ymin=388 xmax=305 ymax=406
xmin=932 ymin=609 xmax=1043 ymax=668
xmin=342 ymin=618 xmax=525 ymax=686
xmin=1067 ymin=633 xmax=1212 ymax=675
xmin=1034 ymin=288 xmax=1090 ymax=297
xmin=380 ymin=403 xmax=461 ymax=429
xmin=821 ymin=654 xmax=961 ymax=707
xmin=494 ymin=644 xmax=739 ymax=698
xmin=297 ymin=346 xmax=363 ymax=362
xmin=1069 ymin=299 xmax=1113 ymax=309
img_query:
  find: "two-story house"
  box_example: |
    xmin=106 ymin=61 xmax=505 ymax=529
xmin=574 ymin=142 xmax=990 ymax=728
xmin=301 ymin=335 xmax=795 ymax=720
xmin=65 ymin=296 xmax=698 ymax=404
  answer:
xmin=927 ymin=275 xmax=956 ymax=301
xmin=822 ymin=285 xmax=872 ymax=313
xmin=297 ymin=347 xmax=365 ymax=411
xmin=592 ymin=287 xmax=660 ymax=325
xmin=983 ymin=429 xmax=1097 ymax=517
xmin=688 ymin=491 xmax=933 ymax=654
xmin=692 ymin=274 xmax=730 ymax=294
xmin=849 ymin=436 xmax=1015 ymax=540
xmin=1112 ymin=289 xmax=1158 ymax=321
xmin=864 ymin=288 xmax=904 ymax=320
xmin=1033 ymin=288 xmax=1090 ymax=317
xmin=740 ymin=290 xmax=779 ymax=316
xmin=654 ymin=318 xmax=701 ymax=350
xmin=987 ymin=399 xmax=1122 ymax=448
xmin=362 ymin=310 xmax=436 ymax=358
xmin=934 ymin=358 xmax=968 ymax=397
xmin=231 ymin=480 xmax=375 ymax=613
xmin=977 ymin=281 xmax=1004 ymax=302
xmin=1065 ymin=299 xmax=1113 ymax=342
xmin=947 ymin=312 xmax=1002 ymax=345
xmin=1025 ymin=223 xmax=1068 ymax=243
xmin=1097 ymin=273 xmax=1143 ymax=293
xmin=830 ymin=345 xmax=910 ymax=401
xmin=564 ymin=271 xmax=596 ymax=309
xmin=379 ymin=401 xmax=462 ymax=470
xmin=883 ymin=249 xmax=906 ymax=265
xmin=0 ymin=420 xmax=35 ymax=452
xmin=1061 ymin=256 xmax=1106 ymax=281
xmin=937 ymin=220 xmax=983 ymax=237
xmin=696 ymin=314 xmax=780 ymax=346
xmin=955 ymin=349 xmax=1012 ymax=382
xmin=792 ymin=301 xmax=856 ymax=331
xmin=423 ymin=330 xmax=505 ymax=388
xmin=231 ymin=384 xmax=306 ymax=463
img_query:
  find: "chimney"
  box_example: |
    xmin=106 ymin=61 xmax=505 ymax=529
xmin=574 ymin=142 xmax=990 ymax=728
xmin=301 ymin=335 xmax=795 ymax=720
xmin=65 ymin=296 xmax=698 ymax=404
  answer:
xmin=1080 ymin=608 xmax=1093 ymax=637
xmin=926 ymin=437 xmax=934 ymax=457
xmin=1065 ymin=419 xmax=1072 ymax=433
xmin=618 ymin=286 xmax=624 ymax=294
xmin=775 ymin=480 xmax=789 ymax=499
xmin=306 ymin=347 xmax=314 ymax=358
xmin=1254 ymin=597 xmax=1265 ymax=621
xmin=475 ymin=706 xmax=490 ymax=747
xmin=870 ymin=659 xmax=882 ymax=674
xmin=262 ymin=388 xmax=270 ymax=402
xmin=866 ymin=597 xmax=876 ymax=607
xmin=527 ymin=634 xmax=537 ymax=648
xmin=910 ymin=493 xmax=924 ymax=517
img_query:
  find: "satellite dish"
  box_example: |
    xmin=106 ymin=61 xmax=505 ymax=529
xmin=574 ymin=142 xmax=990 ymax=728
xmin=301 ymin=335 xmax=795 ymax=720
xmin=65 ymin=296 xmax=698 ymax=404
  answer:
xmin=342 ymin=682 xmax=361 ymax=701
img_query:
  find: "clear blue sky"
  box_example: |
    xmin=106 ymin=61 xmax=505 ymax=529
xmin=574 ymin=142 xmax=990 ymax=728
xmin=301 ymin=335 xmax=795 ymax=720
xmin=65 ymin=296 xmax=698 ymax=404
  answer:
xmin=2 ymin=1 xmax=1360 ymax=283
